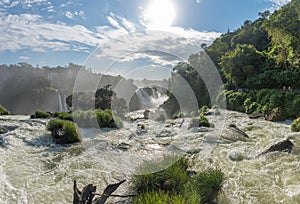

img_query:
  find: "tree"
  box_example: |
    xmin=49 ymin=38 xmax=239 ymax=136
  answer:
xmin=219 ymin=44 xmax=264 ymax=88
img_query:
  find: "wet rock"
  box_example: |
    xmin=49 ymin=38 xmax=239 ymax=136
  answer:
xmin=229 ymin=126 xmax=249 ymax=138
xmin=117 ymin=142 xmax=131 ymax=151
xmin=156 ymin=129 xmax=176 ymax=137
xmin=248 ymin=113 xmax=265 ymax=119
xmin=265 ymin=107 xmax=287 ymax=122
xmin=220 ymin=126 xmax=249 ymax=143
xmin=0 ymin=126 xmax=9 ymax=134
xmin=260 ymin=139 xmax=294 ymax=156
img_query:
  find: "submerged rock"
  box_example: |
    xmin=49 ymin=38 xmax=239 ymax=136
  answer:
xmin=259 ymin=139 xmax=294 ymax=156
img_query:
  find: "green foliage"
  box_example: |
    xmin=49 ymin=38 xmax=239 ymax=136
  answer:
xmin=133 ymin=157 xmax=189 ymax=195
xmin=30 ymin=110 xmax=51 ymax=119
xmin=46 ymin=119 xmax=82 ymax=143
xmin=187 ymin=168 xmax=225 ymax=203
xmin=54 ymin=109 xmax=123 ymax=128
xmin=172 ymin=112 xmax=184 ymax=119
xmin=57 ymin=112 xmax=73 ymax=121
xmin=189 ymin=114 xmax=210 ymax=128
xmin=132 ymin=156 xmax=225 ymax=204
xmin=199 ymin=114 xmax=210 ymax=127
xmin=133 ymin=190 xmax=199 ymax=204
xmin=225 ymin=90 xmax=248 ymax=112
xmin=198 ymin=106 xmax=209 ymax=114
xmin=0 ymin=105 xmax=9 ymax=115
xmin=220 ymin=44 xmax=264 ymax=88
xmin=291 ymin=117 xmax=300 ymax=132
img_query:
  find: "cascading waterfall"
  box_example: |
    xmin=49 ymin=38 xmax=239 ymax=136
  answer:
xmin=135 ymin=87 xmax=168 ymax=109
xmin=57 ymin=91 xmax=68 ymax=112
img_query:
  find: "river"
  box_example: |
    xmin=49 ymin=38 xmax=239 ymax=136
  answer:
xmin=0 ymin=110 xmax=299 ymax=203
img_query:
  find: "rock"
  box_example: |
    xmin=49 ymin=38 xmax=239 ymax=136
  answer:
xmin=265 ymin=107 xmax=287 ymax=122
xmin=144 ymin=110 xmax=150 ymax=119
xmin=248 ymin=113 xmax=265 ymax=119
xmin=117 ymin=142 xmax=131 ymax=151
xmin=260 ymin=139 xmax=294 ymax=156
xmin=0 ymin=126 xmax=9 ymax=134
xmin=229 ymin=126 xmax=249 ymax=138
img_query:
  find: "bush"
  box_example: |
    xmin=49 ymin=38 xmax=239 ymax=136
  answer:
xmin=133 ymin=190 xmax=199 ymax=204
xmin=132 ymin=157 xmax=225 ymax=204
xmin=133 ymin=157 xmax=189 ymax=195
xmin=187 ymin=168 xmax=225 ymax=203
xmin=189 ymin=114 xmax=211 ymax=128
xmin=58 ymin=112 xmax=73 ymax=121
xmin=199 ymin=114 xmax=210 ymax=127
xmin=291 ymin=117 xmax=300 ymax=132
xmin=0 ymin=105 xmax=9 ymax=115
xmin=30 ymin=110 xmax=51 ymax=119
xmin=173 ymin=112 xmax=184 ymax=119
xmin=198 ymin=106 xmax=209 ymax=114
xmin=54 ymin=109 xmax=123 ymax=128
xmin=46 ymin=119 xmax=82 ymax=144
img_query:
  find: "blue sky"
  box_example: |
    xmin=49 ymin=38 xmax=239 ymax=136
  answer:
xmin=0 ymin=0 xmax=291 ymax=78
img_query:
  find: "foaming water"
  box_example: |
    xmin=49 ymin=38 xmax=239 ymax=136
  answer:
xmin=0 ymin=111 xmax=299 ymax=203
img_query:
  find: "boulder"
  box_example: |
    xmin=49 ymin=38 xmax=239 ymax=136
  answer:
xmin=259 ymin=139 xmax=294 ymax=156
xmin=0 ymin=126 xmax=9 ymax=134
xmin=265 ymin=107 xmax=287 ymax=122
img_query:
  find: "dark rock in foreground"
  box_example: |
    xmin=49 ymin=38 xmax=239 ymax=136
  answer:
xmin=259 ymin=139 xmax=294 ymax=156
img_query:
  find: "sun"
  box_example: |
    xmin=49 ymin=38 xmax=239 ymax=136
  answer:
xmin=144 ymin=0 xmax=176 ymax=30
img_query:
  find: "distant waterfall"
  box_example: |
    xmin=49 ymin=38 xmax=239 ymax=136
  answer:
xmin=135 ymin=87 xmax=168 ymax=109
xmin=57 ymin=92 xmax=68 ymax=112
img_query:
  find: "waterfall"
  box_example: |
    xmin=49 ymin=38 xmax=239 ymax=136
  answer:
xmin=57 ymin=92 xmax=68 ymax=112
xmin=135 ymin=87 xmax=168 ymax=109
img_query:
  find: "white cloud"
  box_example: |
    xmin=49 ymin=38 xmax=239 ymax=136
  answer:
xmin=268 ymin=0 xmax=291 ymax=10
xmin=64 ymin=10 xmax=85 ymax=20
xmin=92 ymin=28 xmax=220 ymax=67
xmin=0 ymin=14 xmax=101 ymax=52
xmin=0 ymin=12 xmax=220 ymax=68
xmin=19 ymin=56 xmax=31 ymax=60
xmin=106 ymin=12 xmax=136 ymax=32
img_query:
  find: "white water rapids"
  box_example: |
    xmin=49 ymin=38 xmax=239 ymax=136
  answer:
xmin=0 ymin=110 xmax=299 ymax=203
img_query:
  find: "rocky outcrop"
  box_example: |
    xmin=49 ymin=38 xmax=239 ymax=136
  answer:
xmin=259 ymin=139 xmax=294 ymax=156
xmin=265 ymin=107 xmax=287 ymax=122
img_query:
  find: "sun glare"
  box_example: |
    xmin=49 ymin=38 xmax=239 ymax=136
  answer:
xmin=144 ymin=0 xmax=176 ymax=30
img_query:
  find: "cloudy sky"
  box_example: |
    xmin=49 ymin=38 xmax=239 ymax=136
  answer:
xmin=0 ymin=0 xmax=291 ymax=78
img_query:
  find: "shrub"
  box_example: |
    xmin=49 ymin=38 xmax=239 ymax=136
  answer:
xmin=55 ymin=109 xmax=123 ymax=128
xmin=133 ymin=191 xmax=199 ymax=204
xmin=291 ymin=117 xmax=300 ymax=132
xmin=30 ymin=110 xmax=51 ymax=119
xmin=132 ymin=156 xmax=225 ymax=204
xmin=133 ymin=157 xmax=189 ymax=194
xmin=189 ymin=114 xmax=210 ymax=128
xmin=173 ymin=112 xmax=184 ymax=119
xmin=199 ymin=114 xmax=210 ymax=127
xmin=187 ymin=168 xmax=225 ymax=203
xmin=0 ymin=105 xmax=9 ymax=115
xmin=198 ymin=106 xmax=209 ymax=114
xmin=46 ymin=119 xmax=82 ymax=144
xmin=58 ymin=112 xmax=73 ymax=121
